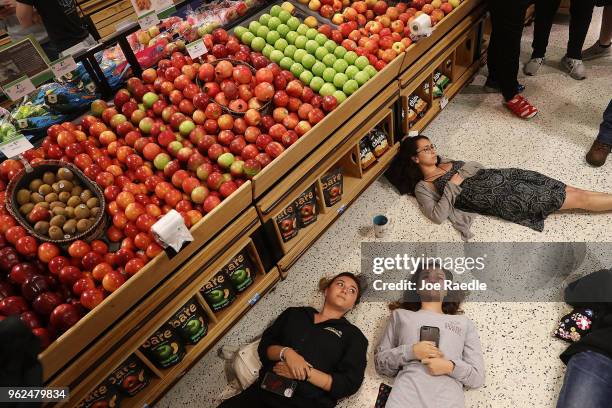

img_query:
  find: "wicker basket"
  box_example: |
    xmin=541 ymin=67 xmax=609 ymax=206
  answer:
xmin=6 ymin=160 xmax=107 ymax=245
xmin=196 ymin=58 xmax=272 ymax=116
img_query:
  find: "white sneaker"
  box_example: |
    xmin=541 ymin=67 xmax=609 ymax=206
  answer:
xmin=524 ymin=58 xmax=543 ymax=76
xmin=561 ymin=56 xmax=586 ymax=80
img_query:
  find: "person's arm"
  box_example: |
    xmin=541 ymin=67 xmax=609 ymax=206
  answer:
xmin=448 ymin=319 xmax=485 ymax=389
xmin=15 ymin=1 xmax=34 ymax=28
xmin=323 ymin=331 xmax=368 ymax=399
xmin=415 ymin=181 xmax=462 ymax=224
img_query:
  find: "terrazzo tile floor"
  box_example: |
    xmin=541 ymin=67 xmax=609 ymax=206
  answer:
xmin=158 ymin=10 xmax=612 ymax=408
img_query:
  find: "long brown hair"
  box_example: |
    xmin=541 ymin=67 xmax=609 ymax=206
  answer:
xmin=319 ymin=272 xmax=364 ymax=304
xmin=389 ymin=265 xmax=465 ymax=315
xmin=385 ymin=136 xmax=441 ymax=195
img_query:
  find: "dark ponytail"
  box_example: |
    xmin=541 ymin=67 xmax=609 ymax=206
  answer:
xmin=386 ymin=136 xmax=436 ymax=195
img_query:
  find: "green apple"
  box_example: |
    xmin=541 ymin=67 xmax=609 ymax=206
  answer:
xmin=241 ymin=31 xmax=255 ymax=45
xmin=259 ymin=13 xmax=271 ymax=26
xmin=322 ymin=67 xmax=336 ymax=82
xmin=324 ymin=40 xmax=337 ymax=53
xmin=266 ymin=31 xmax=281 ymax=45
xmin=355 ymin=56 xmax=369 ymax=71
xmin=333 ymin=90 xmax=347 ymax=104
xmin=306 ymin=40 xmax=319 ymax=54
xmin=290 ymin=63 xmax=304 ymax=77
xmin=278 ymin=10 xmax=291 ymax=23
xmin=286 ymin=31 xmax=299 ymax=44
xmin=300 ymin=70 xmax=314 ymax=85
xmin=262 ymin=44 xmax=274 ymax=58
xmin=334 ymin=46 xmax=347 ymax=59
xmin=322 ymin=53 xmax=337 ymax=67
xmin=343 ymin=79 xmax=359 ymax=95
xmin=256 ymin=25 xmax=269 ymax=39
xmin=354 ymin=71 xmax=369 ymax=86
xmin=280 ymin=57 xmax=293 ymax=70
xmin=251 ymin=37 xmax=266 ymax=52
xmin=333 ymin=59 xmax=349 ymax=73
xmin=270 ymin=50 xmax=284 ymax=63
xmin=235 ymin=26 xmax=248 ymax=38
xmin=333 ymin=72 xmax=348 ymax=88
xmin=275 ymin=38 xmax=289 ymax=51
xmin=301 ymin=54 xmax=316 ymax=69
xmin=319 ymin=83 xmax=337 ymax=96
xmin=314 ymin=47 xmax=329 ymax=60
xmin=277 ymin=24 xmax=290 ymax=38
xmin=310 ymin=76 xmax=325 ymax=92
xmin=231 ymin=269 xmax=249 ymax=285
xmin=345 ymin=65 xmax=359 ymax=79
xmin=315 ymin=33 xmax=328 ymax=46
xmin=270 ymin=5 xmax=281 ymax=17
xmin=293 ymin=48 xmax=308 ymax=63
xmin=295 ymin=35 xmax=308 ymax=49
xmin=306 ymin=28 xmax=318 ymax=40
xmin=287 ymin=17 xmax=300 ymax=31
xmin=364 ymin=65 xmax=378 ymax=78
xmin=312 ymin=61 xmax=326 ymax=77
xmin=268 ymin=17 xmax=282 ymax=30
xmin=248 ymin=21 xmax=261 ymax=34
xmin=284 ymin=45 xmax=298 ymax=58
xmin=185 ymin=319 xmax=202 ymax=335
xmin=344 ymin=51 xmax=358 ymax=65
xmin=296 ymin=24 xmax=308 ymax=35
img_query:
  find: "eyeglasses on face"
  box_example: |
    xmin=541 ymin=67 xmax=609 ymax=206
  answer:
xmin=416 ymin=144 xmax=436 ymax=154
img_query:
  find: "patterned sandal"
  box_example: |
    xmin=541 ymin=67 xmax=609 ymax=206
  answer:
xmin=505 ymin=95 xmax=538 ymax=119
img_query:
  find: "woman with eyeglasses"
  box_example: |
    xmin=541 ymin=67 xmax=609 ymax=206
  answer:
xmin=218 ymin=272 xmax=368 ymax=408
xmin=375 ymin=265 xmax=485 ymax=408
xmin=385 ymin=136 xmax=612 ymax=240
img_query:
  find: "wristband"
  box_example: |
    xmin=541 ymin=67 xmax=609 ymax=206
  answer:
xmin=279 ymin=347 xmax=289 ymax=362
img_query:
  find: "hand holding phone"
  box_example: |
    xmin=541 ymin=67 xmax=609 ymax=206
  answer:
xmin=261 ymin=372 xmax=298 ymax=398
xmin=420 ymin=325 xmax=440 ymax=347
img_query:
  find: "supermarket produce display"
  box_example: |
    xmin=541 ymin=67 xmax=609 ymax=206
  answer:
xmin=0 ymin=0 xmax=488 ymax=406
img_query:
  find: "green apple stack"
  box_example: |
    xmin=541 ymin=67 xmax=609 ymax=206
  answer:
xmin=233 ymin=7 xmax=377 ymax=105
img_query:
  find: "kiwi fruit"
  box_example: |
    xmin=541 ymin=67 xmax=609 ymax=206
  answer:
xmin=57 ymin=168 xmax=74 ymax=181
xmin=34 ymin=221 xmax=50 ymax=235
xmin=49 ymin=201 xmax=65 ymax=209
xmin=29 ymin=179 xmax=43 ymax=192
xmin=65 ymin=206 xmax=75 ymax=218
xmin=91 ymin=207 xmax=101 ymax=217
xmin=38 ymin=184 xmax=52 ymax=196
xmin=35 ymin=202 xmax=50 ymax=209
xmin=57 ymin=180 xmax=73 ymax=192
xmin=80 ymin=190 xmax=93 ymax=202
xmin=67 ymin=196 xmax=81 ymax=208
xmin=76 ymin=219 xmax=91 ymax=232
xmin=30 ymin=192 xmax=44 ymax=203
xmin=45 ymin=192 xmax=59 ymax=203
xmin=52 ymin=182 xmax=61 ymax=194
xmin=71 ymin=186 xmax=83 ymax=197
xmin=42 ymin=172 xmax=55 ymax=185
xmin=48 ymin=225 xmax=64 ymax=240
xmin=52 ymin=207 xmax=67 ymax=217
xmin=50 ymin=214 xmax=66 ymax=227
xmin=59 ymin=191 xmax=71 ymax=203
xmin=19 ymin=203 xmax=34 ymax=215
xmin=63 ymin=219 xmax=77 ymax=234
xmin=86 ymin=197 xmax=99 ymax=209
xmin=74 ymin=204 xmax=90 ymax=220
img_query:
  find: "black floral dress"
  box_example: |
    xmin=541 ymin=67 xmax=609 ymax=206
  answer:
xmin=433 ymin=161 xmax=567 ymax=231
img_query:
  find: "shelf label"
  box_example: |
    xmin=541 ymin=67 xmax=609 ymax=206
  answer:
xmin=138 ymin=11 xmax=160 ymax=30
xmin=2 ymin=76 xmax=35 ymax=101
xmin=408 ymin=130 xmax=419 ymax=137
xmin=337 ymin=204 xmax=346 ymax=214
xmin=186 ymin=39 xmax=207 ymax=59
xmin=248 ymin=293 xmax=261 ymax=306
xmin=440 ymin=96 xmax=449 ymax=110
xmin=0 ymin=135 xmax=33 ymax=158
xmin=151 ymin=209 xmax=193 ymax=252
xmin=50 ymin=56 xmax=77 ymax=79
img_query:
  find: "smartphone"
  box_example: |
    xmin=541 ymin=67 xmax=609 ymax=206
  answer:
xmin=420 ymin=325 xmax=440 ymax=347
xmin=260 ymin=372 xmax=298 ymax=398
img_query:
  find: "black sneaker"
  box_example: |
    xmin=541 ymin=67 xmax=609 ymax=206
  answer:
xmin=484 ymin=77 xmax=525 ymax=94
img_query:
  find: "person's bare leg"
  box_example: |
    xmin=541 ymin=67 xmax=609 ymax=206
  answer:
xmin=600 ymin=5 xmax=612 ymax=45
xmin=561 ymin=186 xmax=612 ymax=211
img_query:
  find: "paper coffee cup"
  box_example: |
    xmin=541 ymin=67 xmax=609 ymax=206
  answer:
xmin=373 ymin=215 xmax=389 ymax=238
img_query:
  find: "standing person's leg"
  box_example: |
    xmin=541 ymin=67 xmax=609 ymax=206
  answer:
xmin=582 ymin=4 xmax=612 ymax=60
xmin=526 ymin=0 xmax=563 ymax=75
xmin=586 ymin=99 xmax=612 ymax=166
xmin=561 ymin=0 xmax=596 ymax=79
xmin=556 ymin=351 xmax=612 ymax=408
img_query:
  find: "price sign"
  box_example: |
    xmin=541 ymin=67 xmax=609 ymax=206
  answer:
xmin=0 ymin=135 xmax=33 ymax=158
xmin=138 ymin=11 xmax=160 ymax=30
xmin=186 ymin=39 xmax=207 ymax=59
xmin=440 ymin=96 xmax=449 ymax=110
xmin=154 ymin=0 xmax=174 ymax=11
xmin=50 ymin=56 xmax=77 ymax=79
xmin=408 ymin=130 xmax=419 ymax=137
xmin=2 ymin=76 xmax=35 ymax=101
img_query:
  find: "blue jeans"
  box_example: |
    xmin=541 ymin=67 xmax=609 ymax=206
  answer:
xmin=557 ymin=351 xmax=612 ymax=408
xmin=596 ymin=100 xmax=612 ymax=146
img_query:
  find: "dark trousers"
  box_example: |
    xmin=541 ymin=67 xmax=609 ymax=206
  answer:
xmin=487 ymin=0 xmax=531 ymax=101
xmin=218 ymin=382 xmax=303 ymax=408
xmin=557 ymin=351 xmax=612 ymax=408
xmin=532 ymin=0 xmax=596 ymax=59
xmin=596 ymin=99 xmax=612 ymax=146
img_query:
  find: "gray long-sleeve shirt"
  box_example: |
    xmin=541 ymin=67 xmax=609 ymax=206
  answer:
xmin=375 ymin=309 xmax=485 ymax=408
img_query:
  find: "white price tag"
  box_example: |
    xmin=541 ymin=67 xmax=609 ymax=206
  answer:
xmin=2 ymin=76 xmax=35 ymax=101
xmin=50 ymin=56 xmax=77 ymax=79
xmin=440 ymin=96 xmax=449 ymax=110
xmin=186 ymin=39 xmax=207 ymax=59
xmin=408 ymin=130 xmax=419 ymax=137
xmin=138 ymin=11 xmax=160 ymax=30
xmin=0 ymin=135 xmax=33 ymax=158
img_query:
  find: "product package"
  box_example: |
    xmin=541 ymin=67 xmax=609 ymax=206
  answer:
xmin=359 ymin=137 xmax=376 ymax=169
xmin=107 ymin=354 xmax=151 ymax=397
xmin=433 ymin=71 xmax=450 ymax=98
xmin=223 ymin=248 xmax=256 ymax=293
xmin=275 ymin=203 xmax=299 ymax=243
xmin=320 ymin=168 xmax=343 ymax=207
xmin=368 ymin=128 xmax=389 ymax=157
xmin=201 ymin=271 xmax=237 ymax=311
xmin=139 ymin=323 xmax=186 ymax=369
xmin=294 ymin=185 xmax=318 ymax=227
xmin=77 ymin=380 xmax=121 ymax=408
xmin=168 ymin=298 xmax=209 ymax=344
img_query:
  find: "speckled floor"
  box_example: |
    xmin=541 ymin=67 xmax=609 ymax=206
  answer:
xmin=158 ymin=9 xmax=612 ymax=408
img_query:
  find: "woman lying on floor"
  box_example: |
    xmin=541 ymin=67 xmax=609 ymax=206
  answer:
xmin=386 ymin=136 xmax=612 ymax=240
xmin=375 ymin=265 xmax=485 ymax=408
xmin=218 ymin=272 xmax=368 ymax=408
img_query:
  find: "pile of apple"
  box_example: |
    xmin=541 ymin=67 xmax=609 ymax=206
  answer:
xmin=303 ymin=0 xmax=344 ymax=21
